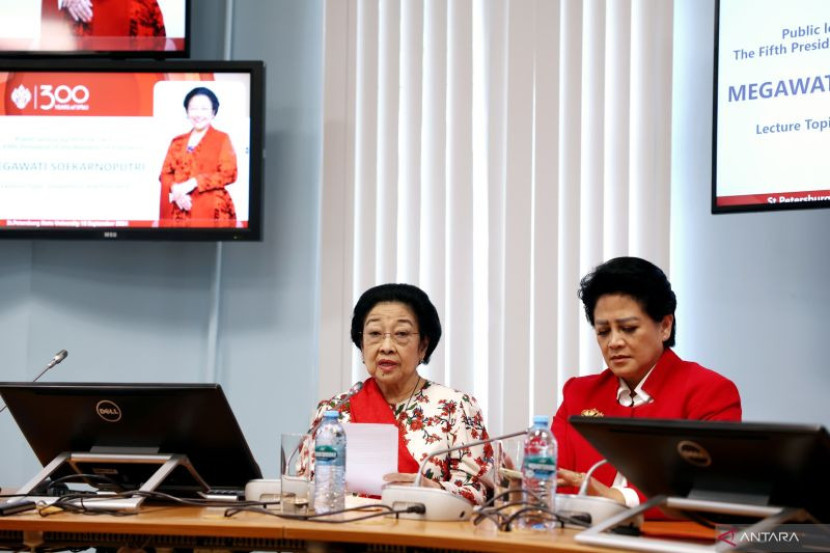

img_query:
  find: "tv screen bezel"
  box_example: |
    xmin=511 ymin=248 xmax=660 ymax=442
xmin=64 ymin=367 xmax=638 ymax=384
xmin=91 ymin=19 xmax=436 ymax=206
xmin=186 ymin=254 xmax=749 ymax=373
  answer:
xmin=0 ymin=0 xmax=191 ymax=59
xmin=711 ymin=0 xmax=830 ymax=214
xmin=0 ymin=58 xmax=265 ymax=242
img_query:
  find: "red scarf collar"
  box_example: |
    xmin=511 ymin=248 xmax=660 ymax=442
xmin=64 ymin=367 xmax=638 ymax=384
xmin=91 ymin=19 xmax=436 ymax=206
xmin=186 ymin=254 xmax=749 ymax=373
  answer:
xmin=348 ymin=377 xmax=421 ymax=474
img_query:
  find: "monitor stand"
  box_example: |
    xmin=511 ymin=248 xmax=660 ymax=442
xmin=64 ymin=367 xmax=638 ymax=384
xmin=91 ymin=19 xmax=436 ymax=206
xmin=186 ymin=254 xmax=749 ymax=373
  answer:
xmin=575 ymin=495 xmax=824 ymax=553
xmin=7 ymin=449 xmax=210 ymax=512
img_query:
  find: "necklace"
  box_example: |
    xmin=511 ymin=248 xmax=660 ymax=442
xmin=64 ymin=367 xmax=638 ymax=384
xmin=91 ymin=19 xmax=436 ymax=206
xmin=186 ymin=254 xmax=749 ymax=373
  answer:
xmin=399 ymin=375 xmax=422 ymax=416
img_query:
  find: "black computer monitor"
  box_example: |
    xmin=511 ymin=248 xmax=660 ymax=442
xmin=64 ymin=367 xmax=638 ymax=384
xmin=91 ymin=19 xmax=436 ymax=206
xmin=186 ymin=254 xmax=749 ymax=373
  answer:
xmin=0 ymin=382 xmax=262 ymax=496
xmin=570 ymin=417 xmax=830 ymax=522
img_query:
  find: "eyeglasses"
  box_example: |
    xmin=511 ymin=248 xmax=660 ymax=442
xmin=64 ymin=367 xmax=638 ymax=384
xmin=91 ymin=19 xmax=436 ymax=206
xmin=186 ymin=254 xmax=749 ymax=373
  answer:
xmin=360 ymin=330 xmax=420 ymax=346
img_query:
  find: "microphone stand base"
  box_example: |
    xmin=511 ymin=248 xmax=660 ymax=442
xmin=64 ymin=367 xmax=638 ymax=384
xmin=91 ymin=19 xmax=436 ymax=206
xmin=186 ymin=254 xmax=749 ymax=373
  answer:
xmin=381 ymin=485 xmax=474 ymax=521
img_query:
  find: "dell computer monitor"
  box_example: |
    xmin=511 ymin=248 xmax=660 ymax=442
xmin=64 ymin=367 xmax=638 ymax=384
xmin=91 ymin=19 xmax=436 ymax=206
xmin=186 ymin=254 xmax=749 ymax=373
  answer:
xmin=570 ymin=416 xmax=830 ymax=522
xmin=0 ymin=382 xmax=262 ymax=495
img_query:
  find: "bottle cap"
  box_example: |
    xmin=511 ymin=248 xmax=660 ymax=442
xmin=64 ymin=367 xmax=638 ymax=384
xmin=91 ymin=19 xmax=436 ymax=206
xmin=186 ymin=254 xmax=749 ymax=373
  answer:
xmin=324 ymin=409 xmax=339 ymax=418
xmin=532 ymin=414 xmax=549 ymax=426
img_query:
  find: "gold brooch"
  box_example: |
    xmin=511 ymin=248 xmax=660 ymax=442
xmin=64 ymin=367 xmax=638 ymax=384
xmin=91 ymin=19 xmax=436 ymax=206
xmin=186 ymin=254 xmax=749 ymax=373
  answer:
xmin=580 ymin=408 xmax=604 ymax=417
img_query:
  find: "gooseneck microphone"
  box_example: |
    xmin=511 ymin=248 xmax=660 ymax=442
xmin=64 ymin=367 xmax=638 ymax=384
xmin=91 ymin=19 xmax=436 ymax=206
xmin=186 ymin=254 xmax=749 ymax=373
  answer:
xmin=412 ymin=429 xmax=528 ymax=487
xmin=382 ymin=429 xmax=529 ymax=521
xmin=33 ymin=349 xmax=68 ymax=382
xmin=0 ymin=349 xmax=68 ymax=414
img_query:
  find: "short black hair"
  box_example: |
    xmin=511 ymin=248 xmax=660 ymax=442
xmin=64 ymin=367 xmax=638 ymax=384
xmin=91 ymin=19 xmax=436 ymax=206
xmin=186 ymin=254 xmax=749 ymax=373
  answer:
xmin=350 ymin=283 xmax=442 ymax=363
xmin=578 ymin=256 xmax=677 ymax=347
xmin=183 ymin=87 xmax=220 ymax=115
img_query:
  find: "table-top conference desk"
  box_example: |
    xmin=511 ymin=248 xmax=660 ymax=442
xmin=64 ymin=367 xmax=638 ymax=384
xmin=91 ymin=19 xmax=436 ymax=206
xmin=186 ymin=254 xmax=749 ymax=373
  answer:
xmin=0 ymin=503 xmax=696 ymax=553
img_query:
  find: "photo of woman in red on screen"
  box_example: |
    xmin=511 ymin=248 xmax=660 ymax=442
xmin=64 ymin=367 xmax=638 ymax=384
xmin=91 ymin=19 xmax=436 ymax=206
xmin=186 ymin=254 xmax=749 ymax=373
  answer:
xmin=158 ymin=87 xmax=239 ymax=226
xmin=40 ymin=0 xmax=168 ymax=51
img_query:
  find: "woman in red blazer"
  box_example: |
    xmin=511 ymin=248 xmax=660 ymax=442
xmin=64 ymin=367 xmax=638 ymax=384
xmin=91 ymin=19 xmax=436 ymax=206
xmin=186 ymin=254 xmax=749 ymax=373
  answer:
xmin=41 ymin=0 xmax=167 ymax=50
xmin=158 ymin=87 xmax=238 ymax=225
xmin=552 ymin=257 xmax=741 ymax=516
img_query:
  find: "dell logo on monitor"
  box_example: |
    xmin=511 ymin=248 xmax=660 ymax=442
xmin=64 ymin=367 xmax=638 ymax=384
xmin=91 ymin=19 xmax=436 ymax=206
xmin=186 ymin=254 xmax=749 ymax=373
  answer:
xmin=677 ymin=440 xmax=712 ymax=467
xmin=96 ymin=400 xmax=122 ymax=422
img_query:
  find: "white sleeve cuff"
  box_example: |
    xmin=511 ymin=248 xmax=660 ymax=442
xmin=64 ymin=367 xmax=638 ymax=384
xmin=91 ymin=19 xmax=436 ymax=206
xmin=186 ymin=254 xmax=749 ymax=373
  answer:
xmin=612 ymin=484 xmax=641 ymax=508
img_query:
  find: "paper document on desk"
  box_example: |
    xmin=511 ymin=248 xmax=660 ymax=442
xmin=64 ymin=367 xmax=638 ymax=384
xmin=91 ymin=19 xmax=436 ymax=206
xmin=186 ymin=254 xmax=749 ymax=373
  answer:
xmin=341 ymin=422 xmax=398 ymax=496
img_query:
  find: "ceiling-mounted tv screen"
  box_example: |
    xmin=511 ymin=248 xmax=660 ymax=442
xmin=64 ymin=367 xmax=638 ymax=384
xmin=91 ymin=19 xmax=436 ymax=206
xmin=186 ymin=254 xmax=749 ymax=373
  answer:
xmin=713 ymin=0 xmax=830 ymax=213
xmin=0 ymin=59 xmax=264 ymax=241
xmin=0 ymin=0 xmax=189 ymax=58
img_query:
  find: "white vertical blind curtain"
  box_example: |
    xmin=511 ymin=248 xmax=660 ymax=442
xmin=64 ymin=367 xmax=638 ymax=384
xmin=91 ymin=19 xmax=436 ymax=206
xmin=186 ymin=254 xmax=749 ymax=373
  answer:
xmin=318 ymin=0 xmax=674 ymax=435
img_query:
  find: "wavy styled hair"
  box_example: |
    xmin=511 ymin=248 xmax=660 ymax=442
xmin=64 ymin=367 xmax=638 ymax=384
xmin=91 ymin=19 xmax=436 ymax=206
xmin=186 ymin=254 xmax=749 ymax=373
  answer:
xmin=578 ymin=256 xmax=677 ymax=347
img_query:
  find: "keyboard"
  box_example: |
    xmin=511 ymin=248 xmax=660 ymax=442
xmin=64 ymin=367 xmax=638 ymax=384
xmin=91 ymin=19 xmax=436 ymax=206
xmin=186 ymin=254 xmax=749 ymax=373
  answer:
xmin=198 ymin=489 xmax=245 ymax=501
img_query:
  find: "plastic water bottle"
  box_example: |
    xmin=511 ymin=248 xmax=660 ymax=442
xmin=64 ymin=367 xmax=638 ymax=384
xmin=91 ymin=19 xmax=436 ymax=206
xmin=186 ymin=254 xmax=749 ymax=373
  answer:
xmin=519 ymin=414 xmax=557 ymax=530
xmin=312 ymin=410 xmax=346 ymax=514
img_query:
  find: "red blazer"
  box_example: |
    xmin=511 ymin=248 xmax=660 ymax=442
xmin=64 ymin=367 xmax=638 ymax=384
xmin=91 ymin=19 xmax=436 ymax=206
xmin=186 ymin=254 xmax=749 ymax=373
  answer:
xmin=552 ymin=348 xmax=741 ymax=516
xmin=41 ymin=0 xmax=166 ymax=39
xmin=158 ymin=126 xmax=238 ymax=223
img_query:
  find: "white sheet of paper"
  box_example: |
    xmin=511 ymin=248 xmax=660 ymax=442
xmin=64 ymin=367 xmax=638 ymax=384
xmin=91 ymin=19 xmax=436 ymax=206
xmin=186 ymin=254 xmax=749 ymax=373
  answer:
xmin=341 ymin=422 xmax=398 ymax=496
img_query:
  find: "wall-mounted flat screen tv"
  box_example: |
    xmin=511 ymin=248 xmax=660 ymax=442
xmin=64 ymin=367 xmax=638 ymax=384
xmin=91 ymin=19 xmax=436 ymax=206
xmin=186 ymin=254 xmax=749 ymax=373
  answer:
xmin=0 ymin=59 xmax=264 ymax=241
xmin=713 ymin=0 xmax=830 ymax=213
xmin=0 ymin=0 xmax=189 ymax=58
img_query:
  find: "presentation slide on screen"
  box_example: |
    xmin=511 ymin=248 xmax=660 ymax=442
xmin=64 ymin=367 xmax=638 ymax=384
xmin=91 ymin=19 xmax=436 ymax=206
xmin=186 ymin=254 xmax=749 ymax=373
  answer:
xmin=716 ymin=0 xmax=830 ymax=208
xmin=0 ymin=0 xmax=186 ymax=52
xmin=0 ymin=71 xmax=251 ymax=229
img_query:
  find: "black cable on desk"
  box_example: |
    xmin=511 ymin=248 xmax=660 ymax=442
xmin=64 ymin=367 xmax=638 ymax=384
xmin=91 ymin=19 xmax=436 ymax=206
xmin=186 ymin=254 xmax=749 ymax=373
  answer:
xmin=37 ymin=487 xmax=274 ymax=517
xmin=472 ymin=488 xmax=591 ymax=531
xmin=223 ymin=503 xmax=425 ymax=523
